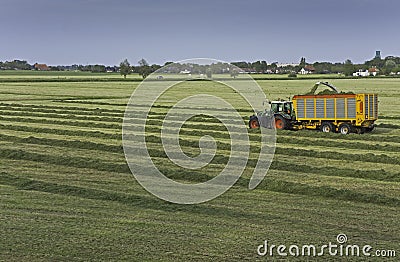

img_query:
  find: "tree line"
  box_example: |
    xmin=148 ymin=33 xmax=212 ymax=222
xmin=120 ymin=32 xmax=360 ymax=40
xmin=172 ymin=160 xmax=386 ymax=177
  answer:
xmin=1 ymin=55 xmax=400 ymax=79
xmin=232 ymin=56 xmax=400 ymax=76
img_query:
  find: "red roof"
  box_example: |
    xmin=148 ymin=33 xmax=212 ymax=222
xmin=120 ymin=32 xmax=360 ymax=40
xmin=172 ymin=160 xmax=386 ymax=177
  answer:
xmin=34 ymin=63 xmax=49 ymax=71
xmin=304 ymin=65 xmax=315 ymax=71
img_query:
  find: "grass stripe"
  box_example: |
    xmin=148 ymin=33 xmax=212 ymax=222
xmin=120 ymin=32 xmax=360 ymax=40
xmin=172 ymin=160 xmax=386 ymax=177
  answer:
xmin=0 ymin=139 xmax=398 ymax=183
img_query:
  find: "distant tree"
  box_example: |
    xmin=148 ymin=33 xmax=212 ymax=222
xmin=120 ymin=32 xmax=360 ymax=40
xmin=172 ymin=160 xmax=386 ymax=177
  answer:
xmin=119 ymin=59 xmax=131 ymax=79
xmin=299 ymin=57 xmax=306 ymax=68
xmin=384 ymin=60 xmax=396 ymax=74
xmin=343 ymin=59 xmax=355 ymax=76
xmin=2 ymin=60 xmax=32 ymax=70
xmin=138 ymin=58 xmax=152 ymax=79
xmin=268 ymin=63 xmax=278 ymax=73
xmin=91 ymin=65 xmax=106 ymax=73
xmin=151 ymin=64 xmax=161 ymax=72
xmin=312 ymin=62 xmax=333 ymax=74
xmin=260 ymin=60 xmax=268 ymax=72
xmin=206 ymin=68 xmax=212 ymax=78
xmin=251 ymin=60 xmax=268 ymax=73
xmin=230 ymin=69 xmax=239 ymax=78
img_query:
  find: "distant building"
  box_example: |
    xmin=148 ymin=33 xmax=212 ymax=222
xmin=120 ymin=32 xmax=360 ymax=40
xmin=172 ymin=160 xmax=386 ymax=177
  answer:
xmin=368 ymin=67 xmax=379 ymax=76
xmin=353 ymin=67 xmax=379 ymax=77
xmin=34 ymin=63 xmax=49 ymax=71
xmin=375 ymin=50 xmax=381 ymax=59
xmin=299 ymin=65 xmax=315 ymax=75
xmin=179 ymin=69 xmax=191 ymax=74
xmin=277 ymin=63 xmax=299 ymax=67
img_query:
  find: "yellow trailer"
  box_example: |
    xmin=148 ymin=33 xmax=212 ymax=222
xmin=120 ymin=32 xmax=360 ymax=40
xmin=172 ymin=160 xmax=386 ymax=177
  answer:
xmin=248 ymin=82 xmax=379 ymax=135
xmin=292 ymin=93 xmax=378 ymax=134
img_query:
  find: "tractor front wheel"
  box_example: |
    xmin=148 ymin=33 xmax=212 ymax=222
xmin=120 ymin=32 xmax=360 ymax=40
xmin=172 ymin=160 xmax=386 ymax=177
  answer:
xmin=249 ymin=117 xmax=259 ymax=129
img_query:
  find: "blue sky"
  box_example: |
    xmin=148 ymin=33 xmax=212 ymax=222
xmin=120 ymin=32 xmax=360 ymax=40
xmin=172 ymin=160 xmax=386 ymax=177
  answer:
xmin=1 ymin=0 xmax=399 ymax=65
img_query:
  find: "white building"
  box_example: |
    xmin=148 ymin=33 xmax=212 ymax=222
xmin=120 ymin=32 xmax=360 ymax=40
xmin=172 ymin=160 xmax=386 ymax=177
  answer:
xmin=353 ymin=70 xmax=370 ymax=77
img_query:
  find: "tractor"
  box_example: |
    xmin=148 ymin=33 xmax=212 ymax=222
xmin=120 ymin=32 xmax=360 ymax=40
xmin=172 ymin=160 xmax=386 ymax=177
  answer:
xmin=249 ymin=100 xmax=295 ymax=130
xmin=248 ymin=82 xmax=378 ymax=134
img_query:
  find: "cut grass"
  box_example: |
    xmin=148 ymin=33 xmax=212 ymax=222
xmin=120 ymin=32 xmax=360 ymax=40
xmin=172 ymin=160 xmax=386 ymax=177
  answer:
xmin=0 ymin=77 xmax=399 ymax=261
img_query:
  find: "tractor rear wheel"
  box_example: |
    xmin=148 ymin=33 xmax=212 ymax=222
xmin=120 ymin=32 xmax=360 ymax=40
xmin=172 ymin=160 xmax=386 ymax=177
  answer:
xmin=320 ymin=122 xmax=334 ymax=133
xmin=339 ymin=123 xmax=352 ymax=135
xmin=249 ymin=117 xmax=259 ymax=129
xmin=274 ymin=115 xmax=287 ymax=130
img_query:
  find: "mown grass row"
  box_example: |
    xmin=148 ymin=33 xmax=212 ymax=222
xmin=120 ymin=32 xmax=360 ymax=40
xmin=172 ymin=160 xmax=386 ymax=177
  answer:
xmin=0 ymin=103 xmax=237 ymax=123
xmin=0 ymin=116 xmax=120 ymax=129
xmin=0 ymin=110 xmax=121 ymax=123
xmin=1 ymin=151 xmax=399 ymax=208
xmin=4 ymin=102 xmax=400 ymax=123
xmin=0 ymin=123 xmax=119 ymax=139
xmin=0 ymin=108 xmax=229 ymax=125
xmin=1 ymin=115 xmax=400 ymax=153
xmin=3 ymin=102 xmax=400 ymax=131
xmin=2 ymin=171 xmax=399 ymax=219
xmin=0 ymin=105 xmax=124 ymax=117
xmin=0 ymin=102 xmax=125 ymax=114
xmin=55 ymin=99 xmax=256 ymax=114
xmin=278 ymin=136 xmax=400 ymax=152
xmin=276 ymin=129 xmax=400 ymax=143
xmin=1 ymin=134 xmax=398 ymax=183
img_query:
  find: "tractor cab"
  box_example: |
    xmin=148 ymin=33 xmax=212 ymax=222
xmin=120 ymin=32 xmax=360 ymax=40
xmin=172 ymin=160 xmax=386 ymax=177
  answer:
xmin=270 ymin=101 xmax=294 ymax=116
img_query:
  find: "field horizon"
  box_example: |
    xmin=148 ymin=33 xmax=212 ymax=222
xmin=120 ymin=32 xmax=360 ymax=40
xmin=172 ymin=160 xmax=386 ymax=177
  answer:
xmin=0 ymin=72 xmax=399 ymax=261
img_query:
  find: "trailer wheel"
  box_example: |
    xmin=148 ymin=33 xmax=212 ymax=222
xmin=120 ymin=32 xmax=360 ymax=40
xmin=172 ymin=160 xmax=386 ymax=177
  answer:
xmin=249 ymin=116 xmax=259 ymax=129
xmin=339 ymin=123 xmax=352 ymax=135
xmin=320 ymin=122 xmax=334 ymax=133
xmin=274 ymin=115 xmax=287 ymax=130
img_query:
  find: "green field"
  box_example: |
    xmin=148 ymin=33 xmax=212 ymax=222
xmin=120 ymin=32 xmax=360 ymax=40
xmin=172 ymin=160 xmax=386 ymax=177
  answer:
xmin=0 ymin=73 xmax=399 ymax=261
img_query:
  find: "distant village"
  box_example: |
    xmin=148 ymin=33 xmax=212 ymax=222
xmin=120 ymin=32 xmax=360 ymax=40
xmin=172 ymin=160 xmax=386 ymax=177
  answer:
xmin=1 ymin=51 xmax=399 ymax=77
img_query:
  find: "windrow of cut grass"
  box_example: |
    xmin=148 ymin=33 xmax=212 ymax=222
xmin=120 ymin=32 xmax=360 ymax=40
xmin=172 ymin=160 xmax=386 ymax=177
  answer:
xmin=2 ymin=109 xmax=400 ymax=145
xmin=0 ymin=123 xmax=120 ymax=139
xmin=1 ymin=153 xmax=399 ymax=208
xmin=0 ymin=109 xmax=231 ymax=125
xmin=0 ymin=103 xmax=239 ymax=123
xmin=3 ymin=108 xmax=399 ymax=154
xmin=0 ymin=134 xmax=398 ymax=183
xmin=3 ymin=102 xmax=400 ymax=132
xmin=0 ymin=102 xmax=125 ymax=114
xmin=276 ymin=129 xmax=400 ymax=143
xmin=0 ymin=116 xmax=120 ymax=129
xmin=0 ymin=105 xmax=125 ymax=117
xmin=54 ymin=100 xmax=254 ymax=113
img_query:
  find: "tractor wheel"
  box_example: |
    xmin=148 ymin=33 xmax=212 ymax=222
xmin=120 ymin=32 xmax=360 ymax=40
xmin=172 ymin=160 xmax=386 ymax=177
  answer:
xmin=339 ymin=123 xmax=352 ymax=135
xmin=274 ymin=115 xmax=287 ymax=130
xmin=249 ymin=117 xmax=259 ymax=129
xmin=320 ymin=122 xmax=334 ymax=133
